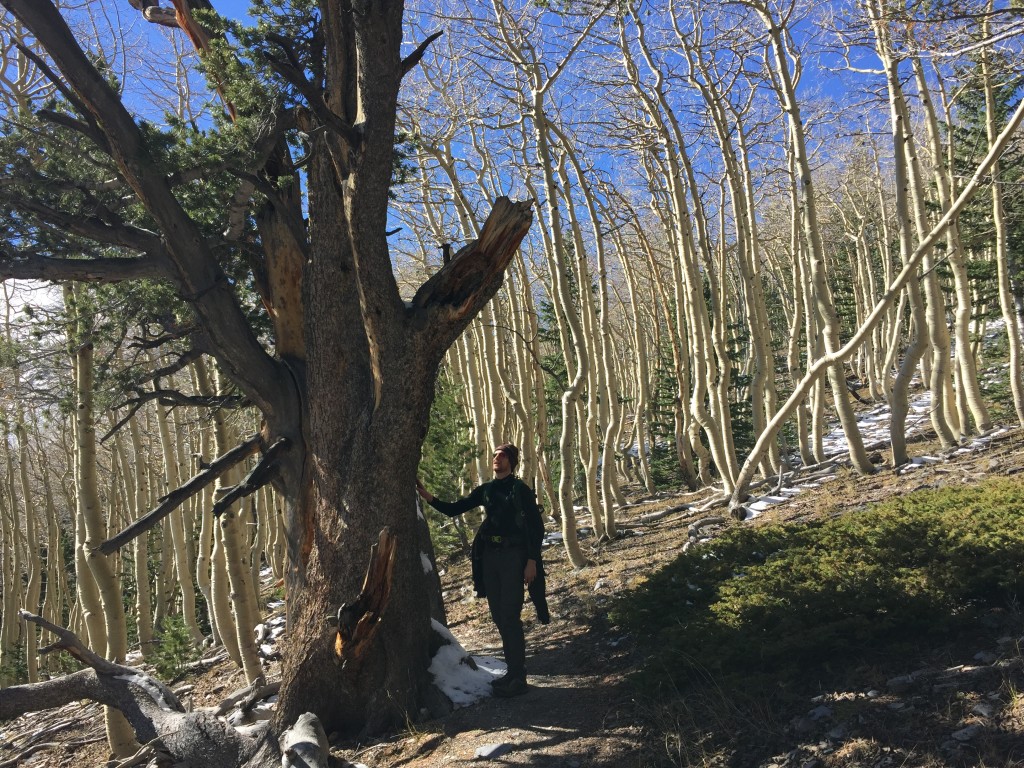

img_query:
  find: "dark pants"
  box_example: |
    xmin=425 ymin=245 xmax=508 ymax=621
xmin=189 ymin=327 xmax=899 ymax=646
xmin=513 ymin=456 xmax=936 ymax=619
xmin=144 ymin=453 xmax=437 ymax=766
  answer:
xmin=481 ymin=544 xmax=527 ymax=680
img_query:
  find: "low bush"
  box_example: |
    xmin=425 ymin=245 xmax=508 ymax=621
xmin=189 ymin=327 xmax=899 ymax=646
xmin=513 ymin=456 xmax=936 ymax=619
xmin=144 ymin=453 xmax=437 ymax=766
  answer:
xmin=612 ymin=477 xmax=1024 ymax=696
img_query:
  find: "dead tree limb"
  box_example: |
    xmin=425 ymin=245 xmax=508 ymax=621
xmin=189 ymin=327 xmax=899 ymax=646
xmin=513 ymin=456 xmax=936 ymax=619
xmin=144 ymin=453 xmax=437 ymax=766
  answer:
xmin=0 ymin=612 xmax=287 ymax=767
xmin=334 ymin=528 xmax=398 ymax=667
xmin=213 ymin=437 xmax=289 ymax=516
xmin=98 ymin=433 xmax=265 ymax=554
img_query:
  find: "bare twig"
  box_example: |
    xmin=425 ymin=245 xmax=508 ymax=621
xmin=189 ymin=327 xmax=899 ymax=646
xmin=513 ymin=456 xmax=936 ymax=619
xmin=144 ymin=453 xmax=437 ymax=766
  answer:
xmin=98 ymin=433 xmax=265 ymax=554
xmin=212 ymin=437 xmax=289 ymax=516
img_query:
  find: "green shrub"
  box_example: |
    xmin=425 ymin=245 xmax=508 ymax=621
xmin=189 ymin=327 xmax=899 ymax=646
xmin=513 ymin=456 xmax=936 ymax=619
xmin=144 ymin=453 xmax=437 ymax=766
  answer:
xmin=612 ymin=477 xmax=1024 ymax=696
xmin=151 ymin=614 xmax=200 ymax=681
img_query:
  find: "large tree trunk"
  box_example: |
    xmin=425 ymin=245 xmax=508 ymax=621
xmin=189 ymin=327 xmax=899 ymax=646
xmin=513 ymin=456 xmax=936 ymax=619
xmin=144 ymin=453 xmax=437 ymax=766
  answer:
xmin=0 ymin=0 xmax=532 ymax=750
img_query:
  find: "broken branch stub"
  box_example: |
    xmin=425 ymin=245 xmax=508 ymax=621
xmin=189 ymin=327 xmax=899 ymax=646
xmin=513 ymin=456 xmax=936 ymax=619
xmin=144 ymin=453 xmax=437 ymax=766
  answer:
xmin=333 ymin=528 xmax=398 ymax=666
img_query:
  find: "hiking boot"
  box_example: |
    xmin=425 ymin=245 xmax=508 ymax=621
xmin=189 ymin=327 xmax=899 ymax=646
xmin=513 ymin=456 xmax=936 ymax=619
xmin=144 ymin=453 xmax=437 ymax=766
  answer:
xmin=492 ymin=676 xmax=528 ymax=698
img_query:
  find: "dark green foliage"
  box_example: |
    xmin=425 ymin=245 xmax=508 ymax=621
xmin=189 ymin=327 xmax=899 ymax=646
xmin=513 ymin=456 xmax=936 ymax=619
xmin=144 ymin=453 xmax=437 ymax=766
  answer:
xmin=151 ymin=615 xmax=201 ymax=682
xmin=0 ymin=643 xmax=28 ymax=685
xmin=420 ymin=368 xmax=476 ymax=556
xmin=536 ymin=298 xmax=570 ymax=492
xmin=613 ymin=478 xmax=1024 ymax=698
xmin=725 ymin=322 xmax=754 ymax=460
xmin=951 ymin=53 xmax=1024 ymax=291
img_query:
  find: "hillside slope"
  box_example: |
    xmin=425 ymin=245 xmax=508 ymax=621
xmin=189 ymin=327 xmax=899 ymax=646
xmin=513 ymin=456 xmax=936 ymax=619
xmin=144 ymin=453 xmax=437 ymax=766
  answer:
xmin=4 ymin=425 xmax=1024 ymax=768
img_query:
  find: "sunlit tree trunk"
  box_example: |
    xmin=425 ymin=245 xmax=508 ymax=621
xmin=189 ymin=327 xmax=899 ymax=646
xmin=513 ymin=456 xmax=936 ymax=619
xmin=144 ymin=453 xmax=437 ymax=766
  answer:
xmin=753 ymin=0 xmax=872 ymax=473
xmin=922 ymin=58 xmax=991 ymax=434
xmin=154 ymin=394 xmax=206 ymax=646
xmin=118 ymin=417 xmax=155 ymax=660
xmin=982 ymin=7 xmax=1024 ymax=426
xmin=211 ymin=368 xmax=264 ymax=683
xmin=65 ymin=284 xmax=136 ymax=757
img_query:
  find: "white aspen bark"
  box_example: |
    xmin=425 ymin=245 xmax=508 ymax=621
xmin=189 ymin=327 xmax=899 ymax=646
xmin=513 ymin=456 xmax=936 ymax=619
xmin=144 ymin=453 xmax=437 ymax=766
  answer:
xmin=63 ymin=291 xmax=103 ymax=654
xmin=615 ymin=219 xmax=658 ymax=493
xmin=865 ymin=7 xmax=934 ymax=465
xmin=624 ymin=13 xmax=733 ymax=489
xmin=982 ymin=9 xmax=1024 ymax=426
xmin=250 ymin=496 xmax=266 ymax=602
xmin=683 ymin=26 xmax=777 ymax=479
xmin=556 ymin=139 xmax=626 ymax=535
xmin=110 ymin=418 xmax=154 ymax=661
xmin=478 ymin=302 xmax=505 ymax=450
xmin=266 ymin=485 xmax=285 ymax=580
xmin=175 ymin=424 xmax=199 ymax=585
xmin=65 ymin=285 xmax=136 ymax=757
xmin=732 ymin=91 xmax=1024 ymax=503
xmin=508 ymin=249 xmax=556 ymax=506
xmin=13 ymin=421 xmax=41 ymax=684
xmin=785 ymin=152 xmax=814 ymax=465
xmin=754 ymin=3 xmax=873 ymax=473
xmin=191 ymin=358 xmax=225 ymax=648
xmin=895 ymin=70 xmax=958 ymax=445
xmin=154 ymin=395 xmax=205 ymax=646
xmin=555 ymin=162 xmax=607 ymax=540
xmin=32 ymin=425 xmax=66 ymax=674
xmin=708 ymin=206 xmax=743 ymax=485
xmin=189 ymin=362 xmax=238 ymax=667
xmin=922 ymin=60 xmax=991 ymax=433
xmin=734 ymin=116 xmax=782 ymax=474
xmin=0 ymin=432 xmax=23 ymax=686
xmin=211 ymin=370 xmax=264 ymax=683
xmin=210 ymin=517 xmax=242 ymax=665
xmin=527 ymin=98 xmax=590 ymax=567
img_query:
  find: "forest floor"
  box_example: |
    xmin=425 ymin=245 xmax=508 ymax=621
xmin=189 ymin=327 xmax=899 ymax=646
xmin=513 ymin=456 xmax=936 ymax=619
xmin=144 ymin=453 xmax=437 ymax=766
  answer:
xmin=5 ymin=417 xmax=1024 ymax=768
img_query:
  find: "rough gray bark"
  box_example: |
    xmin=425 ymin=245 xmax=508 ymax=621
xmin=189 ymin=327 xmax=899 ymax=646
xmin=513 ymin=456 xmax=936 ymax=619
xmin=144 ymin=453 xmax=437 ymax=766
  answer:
xmin=0 ymin=0 xmax=532 ymax=760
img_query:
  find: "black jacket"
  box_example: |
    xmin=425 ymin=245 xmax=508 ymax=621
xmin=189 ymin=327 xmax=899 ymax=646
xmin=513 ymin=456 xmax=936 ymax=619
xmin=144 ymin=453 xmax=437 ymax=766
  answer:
xmin=429 ymin=475 xmax=550 ymax=623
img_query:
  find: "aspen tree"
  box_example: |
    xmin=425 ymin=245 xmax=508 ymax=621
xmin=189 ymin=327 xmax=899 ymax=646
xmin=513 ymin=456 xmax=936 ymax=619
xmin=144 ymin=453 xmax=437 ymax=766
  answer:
xmin=895 ymin=63 xmax=959 ymax=445
xmin=916 ymin=57 xmax=991 ymax=432
xmin=555 ymin=159 xmax=607 ymax=539
xmin=558 ymin=140 xmax=627 ymax=536
xmin=11 ymin=418 xmax=41 ymax=683
xmin=605 ymin=199 xmax=658 ymax=494
xmin=34 ymin=425 xmax=67 ymax=674
xmin=191 ymin=358 xmax=226 ymax=649
xmin=861 ymin=0 xmax=950 ymax=461
xmin=64 ymin=284 xmax=136 ymax=757
xmin=119 ymin=416 xmax=155 ymax=659
xmin=678 ymin=9 xmax=780 ymax=478
xmin=154 ymin=392 xmax=205 ymax=646
xmin=982 ymin=2 xmax=1024 ymax=426
xmin=749 ymin=0 xmax=874 ymax=473
xmin=732 ymin=92 xmax=1024 ymax=505
xmin=479 ymin=0 xmax=611 ymax=565
xmin=783 ymin=148 xmax=816 ymax=464
xmin=189 ymin=359 xmax=248 ymax=668
xmin=211 ymin=368 xmax=264 ymax=683
xmin=0 ymin=420 xmax=22 ymax=685
xmin=621 ymin=10 xmax=734 ymax=489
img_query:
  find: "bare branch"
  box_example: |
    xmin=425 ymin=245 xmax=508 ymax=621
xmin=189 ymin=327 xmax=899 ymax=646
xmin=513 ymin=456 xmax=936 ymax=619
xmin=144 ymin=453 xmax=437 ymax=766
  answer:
xmin=146 ymin=347 xmax=206 ymax=384
xmin=2 ymin=613 xmax=273 ymax=767
xmin=98 ymin=433 xmax=265 ymax=554
xmin=262 ymin=47 xmax=360 ymax=146
xmin=213 ymin=436 xmax=289 ymax=516
xmin=0 ymin=249 xmax=167 ymax=283
xmin=13 ymin=41 xmax=105 ymax=148
xmin=34 ymin=108 xmax=109 ymax=150
xmin=400 ymin=30 xmax=443 ymax=78
xmin=3 ymin=195 xmax=169 ymax=256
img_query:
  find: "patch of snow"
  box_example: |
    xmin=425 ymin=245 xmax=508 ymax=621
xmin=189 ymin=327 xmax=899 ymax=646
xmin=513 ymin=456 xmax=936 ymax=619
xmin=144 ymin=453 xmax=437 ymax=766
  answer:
xmin=428 ymin=625 xmax=502 ymax=708
xmin=421 ymin=552 xmax=434 ymax=574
